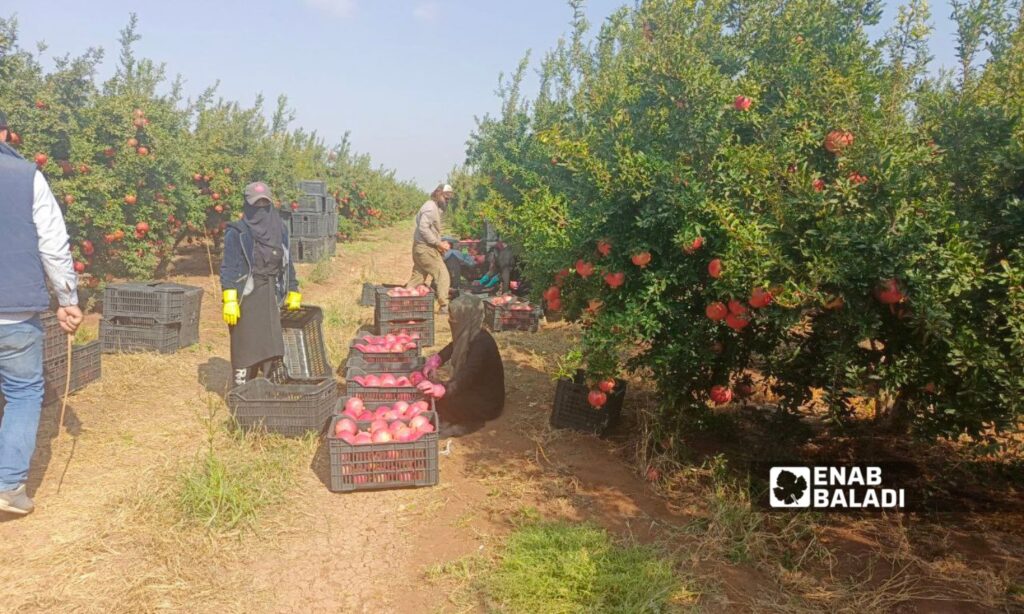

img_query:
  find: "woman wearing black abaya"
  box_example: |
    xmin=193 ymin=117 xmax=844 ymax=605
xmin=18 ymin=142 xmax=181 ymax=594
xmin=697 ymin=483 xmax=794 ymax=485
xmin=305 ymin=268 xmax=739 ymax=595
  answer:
xmin=417 ymin=294 xmax=505 ymax=437
xmin=220 ymin=181 xmax=302 ymax=387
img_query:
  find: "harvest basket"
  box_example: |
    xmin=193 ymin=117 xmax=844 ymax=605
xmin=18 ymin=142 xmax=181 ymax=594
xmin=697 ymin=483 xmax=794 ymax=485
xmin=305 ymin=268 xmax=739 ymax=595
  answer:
xmin=550 ymin=370 xmax=628 ymax=435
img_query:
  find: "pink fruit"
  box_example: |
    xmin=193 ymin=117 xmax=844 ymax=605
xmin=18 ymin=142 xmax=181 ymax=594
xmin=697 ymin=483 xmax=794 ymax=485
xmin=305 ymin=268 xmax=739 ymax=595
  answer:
xmin=370 ymin=419 xmax=388 ymax=433
xmin=708 ymin=259 xmax=723 ymax=279
xmin=395 ymin=377 xmax=411 ymax=387
xmin=344 ymin=397 xmax=365 ymax=414
xmin=392 ymin=401 xmax=410 ymax=415
xmin=354 ymin=432 xmax=373 ymax=445
xmin=372 ymin=430 xmax=393 ymax=443
xmin=394 ymin=426 xmax=414 ymax=442
xmin=357 ymin=411 xmax=374 ymax=421
xmin=365 ymin=374 xmax=381 ymax=387
xmin=382 ymin=410 xmax=399 ymax=421
xmin=389 ymin=420 xmax=407 ymax=433
xmin=343 ymin=407 xmax=362 ymax=420
xmin=710 ymin=385 xmax=733 ymax=405
xmin=410 ymin=372 xmax=425 ymax=386
xmin=335 ymin=419 xmax=358 ymax=436
xmin=588 ymin=390 xmax=608 ymax=408
xmin=404 ymin=341 xmax=417 ymax=351
xmin=384 ymin=334 xmax=397 ymax=344
xmin=380 ymin=374 xmax=397 ymax=387
xmin=409 ymin=415 xmax=430 ymax=430
xmin=706 ymin=302 xmax=728 ymax=321
xmin=340 ymin=432 xmax=356 ymax=445
xmin=406 ymin=430 xmax=424 ymax=442
xmin=417 ymin=422 xmax=435 ymax=433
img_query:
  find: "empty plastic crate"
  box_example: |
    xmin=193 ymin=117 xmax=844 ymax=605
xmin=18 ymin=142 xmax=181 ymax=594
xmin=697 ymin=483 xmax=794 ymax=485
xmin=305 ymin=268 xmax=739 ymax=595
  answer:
xmin=345 ymin=366 xmax=424 ymax=403
xmin=103 ymin=282 xmax=203 ymax=325
xmin=326 ymin=413 xmax=439 ymax=492
xmin=292 ymin=236 xmax=333 ymax=262
xmin=39 ymin=312 xmax=68 ymax=365
xmin=289 ymin=212 xmax=336 ymax=238
xmin=484 ymin=299 xmax=542 ymax=333
xmin=227 ymin=377 xmax=337 ymax=437
xmin=549 ymin=370 xmax=628 ymax=435
xmin=377 ymin=319 xmax=434 ymax=348
xmin=100 ymin=317 xmax=183 ymax=354
xmin=296 ymin=194 xmax=326 ymax=213
xmin=281 ymin=306 xmax=332 ymax=380
xmin=298 ymin=180 xmax=327 ymax=196
xmin=375 ymin=289 xmax=435 ymax=322
xmin=43 ymin=340 xmax=102 ymax=404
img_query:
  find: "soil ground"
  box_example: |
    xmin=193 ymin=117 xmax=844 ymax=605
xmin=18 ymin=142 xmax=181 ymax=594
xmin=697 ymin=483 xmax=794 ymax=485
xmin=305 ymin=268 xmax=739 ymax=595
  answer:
xmin=0 ymin=222 xmax=1020 ymax=613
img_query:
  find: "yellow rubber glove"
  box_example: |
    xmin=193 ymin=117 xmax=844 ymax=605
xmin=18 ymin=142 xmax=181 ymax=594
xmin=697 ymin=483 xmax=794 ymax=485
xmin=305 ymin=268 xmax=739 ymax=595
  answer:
xmin=285 ymin=291 xmax=302 ymax=311
xmin=222 ymin=289 xmax=240 ymax=326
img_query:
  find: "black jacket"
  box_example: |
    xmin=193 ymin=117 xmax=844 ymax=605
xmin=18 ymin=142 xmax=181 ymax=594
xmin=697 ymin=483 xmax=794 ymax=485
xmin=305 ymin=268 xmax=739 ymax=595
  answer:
xmin=220 ymin=220 xmax=298 ymax=304
xmin=436 ymin=330 xmax=505 ymax=424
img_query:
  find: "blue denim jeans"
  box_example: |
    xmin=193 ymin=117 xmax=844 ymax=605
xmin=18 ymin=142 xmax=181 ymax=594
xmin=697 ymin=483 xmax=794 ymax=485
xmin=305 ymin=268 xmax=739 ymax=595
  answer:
xmin=0 ymin=318 xmax=44 ymax=491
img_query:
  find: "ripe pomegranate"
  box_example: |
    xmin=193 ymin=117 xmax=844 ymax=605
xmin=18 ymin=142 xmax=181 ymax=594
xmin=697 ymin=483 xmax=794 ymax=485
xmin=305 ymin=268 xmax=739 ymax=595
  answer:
xmin=708 ymin=259 xmax=723 ymax=279
xmin=214 ymin=205 xmax=224 ymax=214
xmin=137 ymin=146 xmax=149 ymax=156
xmin=547 ymin=297 xmax=562 ymax=311
xmin=597 ymin=379 xmax=616 ymax=393
xmin=705 ymin=302 xmax=728 ymax=321
xmin=813 ymin=178 xmax=826 ymax=192
xmin=63 ymin=194 xmax=75 ymax=206
xmin=587 ymin=390 xmax=608 ymax=408
xmin=733 ymin=95 xmax=752 ymax=111
xmin=575 ymin=259 xmax=594 ymax=278
xmin=848 ymin=172 xmax=868 ymax=186
xmin=133 ymin=118 xmax=145 ymax=128
xmin=604 ymin=272 xmax=625 ymax=289
xmin=727 ymin=300 xmax=748 ymax=316
xmin=874 ymin=278 xmax=904 ymax=305
xmin=823 ymin=130 xmax=854 ymax=154
xmin=725 ymin=312 xmax=751 ymax=331
xmin=710 ymin=385 xmax=733 ymax=405
xmin=749 ymin=287 xmax=773 ymax=309
xmin=596 ymin=239 xmax=612 ymax=257
xmin=204 ymin=174 xmax=213 ymax=182
xmin=127 ymin=137 xmax=138 ymax=148
xmin=212 ymin=192 xmax=221 ymax=201
xmin=81 ymin=240 xmax=94 ymax=256
xmin=124 ymin=194 xmax=137 ymax=206
xmin=135 ymin=221 xmax=150 ymax=234
xmin=683 ymin=236 xmax=704 ymax=254
xmin=34 ymin=99 xmax=46 ymax=109
xmin=104 ymin=147 xmax=116 ymax=158
xmin=631 ymin=251 xmax=652 ymax=268
xmin=34 ymin=153 xmax=48 ymax=168
xmin=290 ymin=201 xmax=299 ymax=211
xmin=74 ymin=260 xmax=87 ymax=273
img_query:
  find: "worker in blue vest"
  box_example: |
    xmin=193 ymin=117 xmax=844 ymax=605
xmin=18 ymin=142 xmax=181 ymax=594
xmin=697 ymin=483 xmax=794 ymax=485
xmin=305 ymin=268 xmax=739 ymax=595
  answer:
xmin=0 ymin=111 xmax=83 ymax=516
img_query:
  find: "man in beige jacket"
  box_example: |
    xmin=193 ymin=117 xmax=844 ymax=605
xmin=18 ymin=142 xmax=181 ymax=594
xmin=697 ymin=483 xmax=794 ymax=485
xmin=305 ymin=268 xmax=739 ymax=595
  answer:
xmin=407 ymin=184 xmax=454 ymax=313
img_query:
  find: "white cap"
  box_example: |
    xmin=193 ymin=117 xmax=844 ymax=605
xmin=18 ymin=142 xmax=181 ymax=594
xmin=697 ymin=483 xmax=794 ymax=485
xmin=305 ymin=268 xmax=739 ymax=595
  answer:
xmin=442 ymin=184 xmax=454 ymax=193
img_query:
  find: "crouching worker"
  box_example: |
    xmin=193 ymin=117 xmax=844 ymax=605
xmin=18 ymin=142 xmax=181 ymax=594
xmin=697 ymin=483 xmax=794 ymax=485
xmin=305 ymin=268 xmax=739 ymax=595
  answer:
xmin=475 ymin=241 xmax=517 ymax=294
xmin=417 ymin=294 xmax=504 ymax=437
xmin=220 ymin=182 xmax=302 ymax=387
xmin=442 ymin=236 xmax=476 ymax=294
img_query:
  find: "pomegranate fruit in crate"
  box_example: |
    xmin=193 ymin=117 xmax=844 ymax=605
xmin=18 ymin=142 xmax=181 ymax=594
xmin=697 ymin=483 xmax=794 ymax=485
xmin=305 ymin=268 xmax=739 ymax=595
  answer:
xmin=350 ymin=369 xmax=424 ymax=388
xmin=386 ymin=285 xmax=431 ymax=298
xmin=353 ymin=331 xmax=419 ymax=353
xmin=337 ymin=399 xmax=435 ymax=442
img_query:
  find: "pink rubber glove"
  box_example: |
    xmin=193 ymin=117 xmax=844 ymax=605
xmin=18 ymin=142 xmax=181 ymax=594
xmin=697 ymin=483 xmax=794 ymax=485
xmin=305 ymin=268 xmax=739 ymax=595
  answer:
xmin=424 ymin=353 xmax=442 ymax=378
xmin=430 ymin=383 xmax=446 ymax=399
xmin=417 ymin=380 xmax=435 ymax=395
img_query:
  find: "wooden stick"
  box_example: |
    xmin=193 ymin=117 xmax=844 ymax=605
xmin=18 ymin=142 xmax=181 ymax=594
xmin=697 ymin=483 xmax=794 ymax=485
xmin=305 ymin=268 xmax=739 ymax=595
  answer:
xmin=55 ymin=333 xmax=73 ymax=494
xmin=205 ymin=234 xmax=216 ymax=278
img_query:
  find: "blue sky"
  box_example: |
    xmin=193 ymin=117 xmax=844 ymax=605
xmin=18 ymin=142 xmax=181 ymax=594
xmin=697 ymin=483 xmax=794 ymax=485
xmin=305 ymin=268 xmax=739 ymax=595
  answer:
xmin=8 ymin=1 xmax=959 ymax=190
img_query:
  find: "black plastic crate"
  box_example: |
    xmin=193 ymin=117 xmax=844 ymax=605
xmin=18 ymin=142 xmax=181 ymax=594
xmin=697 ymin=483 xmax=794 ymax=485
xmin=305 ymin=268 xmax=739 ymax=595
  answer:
xmin=296 ymin=194 xmax=326 ymax=213
xmin=42 ymin=340 xmax=102 ymax=405
xmin=345 ymin=366 xmax=424 ymax=403
xmin=326 ymin=413 xmax=439 ymax=492
xmin=345 ymin=354 xmax=425 ymax=378
xmin=549 ymin=370 xmax=628 ymax=435
xmin=100 ymin=317 xmax=182 ymax=354
xmin=374 ymin=289 xmax=435 ymax=322
xmin=227 ymin=377 xmax=337 ymax=437
xmin=298 ymin=180 xmax=327 ymax=196
xmin=293 ymin=236 xmax=333 ymax=263
xmin=281 ymin=306 xmax=332 ymax=380
xmin=103 ymin=282 xmax=203 ymax=325
xmin=377 ymin=319 xmax=435 ymax=348
xmin=484 ymin=299 xmax=542 ymax=333
xmin=39 ymin=312 xmax=68 ymax=365
xmin=359 ymin=283 xmax=401 ymax=306
xmin=289 ymin=212 xmax=336 ymax=238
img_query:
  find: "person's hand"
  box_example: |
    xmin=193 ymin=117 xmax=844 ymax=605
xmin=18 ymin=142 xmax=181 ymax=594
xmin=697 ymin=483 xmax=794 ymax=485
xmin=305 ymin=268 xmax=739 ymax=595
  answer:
xmin=417 ymin=380 xmax=446 ymax=399
xmin=222 ymin=289 xmax=240 ymax=326
xmin=285 ymin=291 xmax=302 ymax=311
xmin=56 ymin=305 xmax=83 ymax=334
xmin=424 ymin=353 xmax=443 ymax=378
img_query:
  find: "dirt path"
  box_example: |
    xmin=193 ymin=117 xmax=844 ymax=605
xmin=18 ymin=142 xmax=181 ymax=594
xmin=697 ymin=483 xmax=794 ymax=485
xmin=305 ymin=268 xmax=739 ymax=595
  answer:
xmin=0 ymin=223 xmax=680 ymax=614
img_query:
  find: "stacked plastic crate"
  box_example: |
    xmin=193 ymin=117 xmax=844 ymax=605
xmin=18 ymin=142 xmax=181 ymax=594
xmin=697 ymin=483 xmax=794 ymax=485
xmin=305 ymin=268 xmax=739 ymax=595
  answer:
xmin=284 ymin=180 xmax=338 ymax=263
xmin=0 ymin=314 xmax=102 ymax=407
xmin=226 ymin=306 xmax=338 ymax=436
xmin=374 ymin=287 xmax=436 ymax=348
xmin=326 ymin=324 xmax=439 ymax=492
xmin=100 ymin=282 xmax=203 ymax=354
